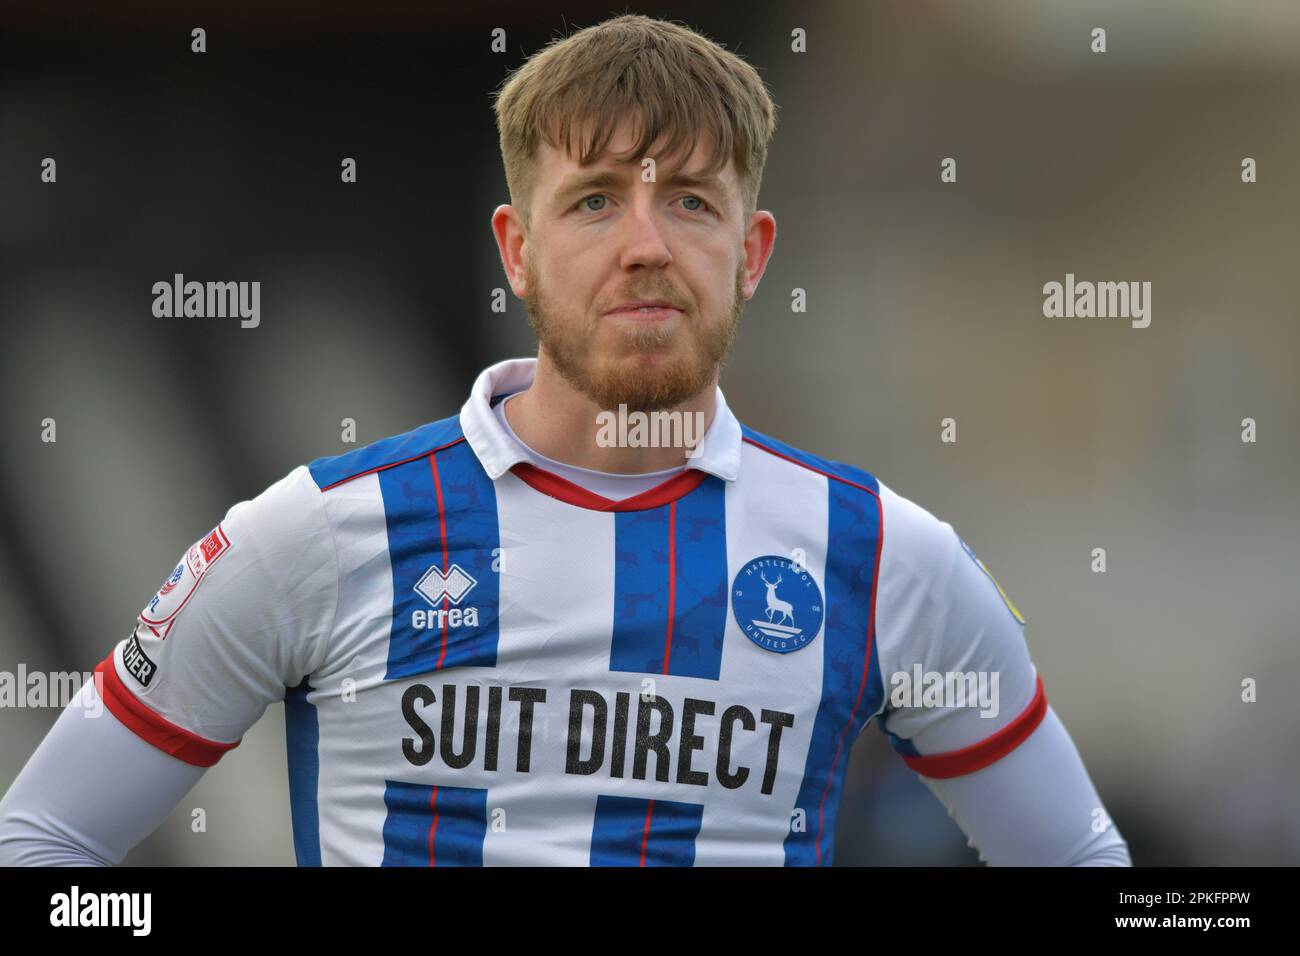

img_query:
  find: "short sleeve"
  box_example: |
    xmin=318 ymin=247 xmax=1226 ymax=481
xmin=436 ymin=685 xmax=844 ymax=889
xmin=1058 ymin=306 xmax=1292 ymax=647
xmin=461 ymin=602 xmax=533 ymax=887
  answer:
xmin=93 ymin=464 xmax=339 ymax=766
xmin=870 ymin=481 xmax=1045 ymax=778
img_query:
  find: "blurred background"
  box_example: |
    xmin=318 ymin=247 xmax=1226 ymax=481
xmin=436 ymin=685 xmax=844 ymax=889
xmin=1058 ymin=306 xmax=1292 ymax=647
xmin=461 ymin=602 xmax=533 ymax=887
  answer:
xmin=1 ymin=0 xmax=1297 ymax=865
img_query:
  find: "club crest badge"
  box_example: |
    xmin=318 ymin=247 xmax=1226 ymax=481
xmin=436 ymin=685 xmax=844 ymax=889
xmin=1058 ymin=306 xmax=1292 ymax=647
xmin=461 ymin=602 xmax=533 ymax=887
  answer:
xmin=731 ymin=555 xmax=824 ymax=654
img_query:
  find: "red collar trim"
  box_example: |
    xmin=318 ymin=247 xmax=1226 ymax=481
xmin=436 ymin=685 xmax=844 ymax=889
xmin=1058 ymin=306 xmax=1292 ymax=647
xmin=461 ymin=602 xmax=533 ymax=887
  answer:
xmin=509 ymin=462 xmax=709 ymax=512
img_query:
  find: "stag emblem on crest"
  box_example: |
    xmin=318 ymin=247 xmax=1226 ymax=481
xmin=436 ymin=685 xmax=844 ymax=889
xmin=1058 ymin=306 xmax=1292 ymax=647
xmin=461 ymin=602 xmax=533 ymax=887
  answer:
xmin=731 ymin=555 xmax=824 ymax=654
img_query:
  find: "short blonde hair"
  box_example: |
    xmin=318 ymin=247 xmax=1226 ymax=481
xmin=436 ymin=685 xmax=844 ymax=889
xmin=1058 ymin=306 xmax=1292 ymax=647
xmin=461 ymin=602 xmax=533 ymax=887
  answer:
xmin=492 ymin=14 xmax=778 ymax=228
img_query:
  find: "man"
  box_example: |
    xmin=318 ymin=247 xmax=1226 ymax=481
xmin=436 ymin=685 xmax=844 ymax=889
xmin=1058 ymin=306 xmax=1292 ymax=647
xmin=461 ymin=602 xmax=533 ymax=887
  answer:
xmin=0 ymin=14 xmax=1129 ymax=866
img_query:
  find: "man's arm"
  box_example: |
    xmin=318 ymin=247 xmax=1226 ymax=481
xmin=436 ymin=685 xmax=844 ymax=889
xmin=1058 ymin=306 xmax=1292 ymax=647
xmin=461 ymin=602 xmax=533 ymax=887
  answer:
xmin=0 ymin=463 xmax=338 ymax=866
xmin=870 ymin=480 xmax=1130 ymax=865
xmin=917 ymin=704 xmax=1131 ymax=865
xmin=0 ymin=678 xmax=206 ymax=866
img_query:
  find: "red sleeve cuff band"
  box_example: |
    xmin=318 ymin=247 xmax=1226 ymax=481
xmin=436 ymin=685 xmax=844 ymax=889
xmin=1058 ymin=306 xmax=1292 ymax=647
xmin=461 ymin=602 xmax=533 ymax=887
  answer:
xmin=93 ymin=654 xmax=240 ymax=768
xmin=901 ymin=673 xmax=1048 ymax=779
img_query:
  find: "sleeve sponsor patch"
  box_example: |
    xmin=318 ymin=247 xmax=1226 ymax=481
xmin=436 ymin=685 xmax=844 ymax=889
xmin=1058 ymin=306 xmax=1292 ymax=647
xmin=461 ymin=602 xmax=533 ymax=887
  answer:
xmin=139 ymin=524 xmax=232 ymax=635
xmin=958 ymin=536 xmax=1026 ymax=626
xmin=122 ymin=629 xmax=158 ymax=687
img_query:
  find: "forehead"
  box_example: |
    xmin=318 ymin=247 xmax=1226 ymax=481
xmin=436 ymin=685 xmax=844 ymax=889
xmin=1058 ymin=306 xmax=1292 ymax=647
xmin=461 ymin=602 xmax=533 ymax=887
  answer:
xmin=537 ymin=117 xmax=737 ymax=198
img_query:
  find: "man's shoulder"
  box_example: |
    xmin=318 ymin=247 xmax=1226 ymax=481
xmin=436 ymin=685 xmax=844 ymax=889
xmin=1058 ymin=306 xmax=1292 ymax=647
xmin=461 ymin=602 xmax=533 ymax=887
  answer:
xmin=738 ymin=421 xmax=958 ymax=572
xmin=737 ymin=421 xmax=881 ymax=495
xmin=306 ymin=412 xmax=465 ymax=493
xmin=872 ymin=478 xmax=1027 ymax=632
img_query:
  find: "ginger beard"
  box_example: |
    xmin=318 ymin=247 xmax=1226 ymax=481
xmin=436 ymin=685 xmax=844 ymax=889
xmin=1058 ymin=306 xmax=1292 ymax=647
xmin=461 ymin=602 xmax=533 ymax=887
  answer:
xmin=523 ymin=252 xmax=746 ymax=412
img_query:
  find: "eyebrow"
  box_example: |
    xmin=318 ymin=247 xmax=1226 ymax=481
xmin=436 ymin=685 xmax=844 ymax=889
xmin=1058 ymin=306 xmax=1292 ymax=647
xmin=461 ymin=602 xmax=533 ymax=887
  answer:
xmin=551 ymin=166 xmax=730 ymax=210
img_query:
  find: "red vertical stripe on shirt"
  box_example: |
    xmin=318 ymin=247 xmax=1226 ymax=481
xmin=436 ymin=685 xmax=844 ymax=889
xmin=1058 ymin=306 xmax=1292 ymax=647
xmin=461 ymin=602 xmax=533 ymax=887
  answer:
xmin=428 ymin=452 xmax=450 ymax=670
xmin=639 ymin=799 xmax=655 ymax=867
xmin=662 ymin=500 xmax=677 ymax=674
xmin=428 ymin=785 xmax=440 ymax=867
xmin=813 ymin=489 xmax=885 ymax=864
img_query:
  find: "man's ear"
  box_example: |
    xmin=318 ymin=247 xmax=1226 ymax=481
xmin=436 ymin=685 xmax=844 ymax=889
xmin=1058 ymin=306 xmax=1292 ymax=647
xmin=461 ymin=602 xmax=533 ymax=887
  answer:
xmin=492 ymin=204 xmax=529 ymax=298
xmin=740 ymin=209 xmax=777 ymax=300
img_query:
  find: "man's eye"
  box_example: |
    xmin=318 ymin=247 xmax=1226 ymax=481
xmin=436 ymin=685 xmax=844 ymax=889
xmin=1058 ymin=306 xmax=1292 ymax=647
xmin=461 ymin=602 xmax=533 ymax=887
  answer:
xmin=574 ymin=193 xmax=710 ymax=214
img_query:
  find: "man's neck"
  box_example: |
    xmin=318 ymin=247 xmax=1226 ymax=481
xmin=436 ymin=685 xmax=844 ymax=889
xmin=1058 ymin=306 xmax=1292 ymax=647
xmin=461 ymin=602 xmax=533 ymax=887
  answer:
xmin=503 ymin=352 xmax=718 ymax=474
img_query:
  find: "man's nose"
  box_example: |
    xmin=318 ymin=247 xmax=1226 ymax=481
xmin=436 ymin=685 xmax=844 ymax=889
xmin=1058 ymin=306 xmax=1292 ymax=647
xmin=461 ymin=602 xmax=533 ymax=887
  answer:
xmin=616 ymin=199 xmax=673 ymax=270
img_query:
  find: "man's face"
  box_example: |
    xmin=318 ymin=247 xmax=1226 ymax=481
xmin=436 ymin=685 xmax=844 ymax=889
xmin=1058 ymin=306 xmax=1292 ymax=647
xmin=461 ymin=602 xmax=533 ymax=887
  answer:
xmin=499 ymin=119 xmax=774 ymax=412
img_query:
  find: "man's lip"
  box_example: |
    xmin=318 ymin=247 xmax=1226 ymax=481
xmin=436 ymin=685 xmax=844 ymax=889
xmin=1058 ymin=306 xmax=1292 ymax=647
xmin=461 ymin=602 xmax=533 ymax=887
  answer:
xmin=604 ymin=303 xmax=683 ymax=316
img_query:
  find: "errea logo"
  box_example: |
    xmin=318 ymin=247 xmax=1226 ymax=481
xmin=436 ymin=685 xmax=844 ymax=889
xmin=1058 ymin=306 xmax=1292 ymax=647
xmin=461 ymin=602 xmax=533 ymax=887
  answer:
xmin=412 ymin=564 xmax=479 ymax=630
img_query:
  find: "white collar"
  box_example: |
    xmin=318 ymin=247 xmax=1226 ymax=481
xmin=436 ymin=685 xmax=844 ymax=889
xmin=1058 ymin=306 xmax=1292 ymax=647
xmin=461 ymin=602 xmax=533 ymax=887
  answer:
xmin=459 ymin=357 xmax=743 ymax=483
